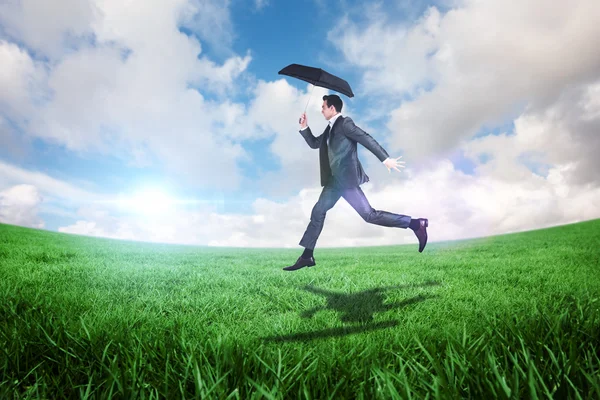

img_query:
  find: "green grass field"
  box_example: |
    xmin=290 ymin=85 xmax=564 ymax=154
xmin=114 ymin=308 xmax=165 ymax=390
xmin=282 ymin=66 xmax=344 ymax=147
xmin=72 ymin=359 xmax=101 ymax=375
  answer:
xmin=1 ymin=219 xmax=599 ymax=399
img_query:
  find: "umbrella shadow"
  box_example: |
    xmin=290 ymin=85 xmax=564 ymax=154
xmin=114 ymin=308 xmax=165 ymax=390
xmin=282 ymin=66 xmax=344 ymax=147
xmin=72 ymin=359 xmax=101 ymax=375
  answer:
xmin=262 ymin=280 xmax=440 ymax=343
xmin=300 ymin=281 xmax=440 ymax=323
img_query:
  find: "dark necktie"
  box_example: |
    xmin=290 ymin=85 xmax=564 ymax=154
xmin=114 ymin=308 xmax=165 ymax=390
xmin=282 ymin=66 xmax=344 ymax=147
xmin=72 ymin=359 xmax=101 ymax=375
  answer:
xmin=319 ymin=125 xmax=332 ymax=186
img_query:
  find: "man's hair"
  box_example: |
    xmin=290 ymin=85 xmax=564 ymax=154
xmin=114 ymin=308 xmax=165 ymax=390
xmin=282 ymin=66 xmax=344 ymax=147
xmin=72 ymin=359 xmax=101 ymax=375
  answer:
xmin=323 ymin=94 xmax=343 ymax=113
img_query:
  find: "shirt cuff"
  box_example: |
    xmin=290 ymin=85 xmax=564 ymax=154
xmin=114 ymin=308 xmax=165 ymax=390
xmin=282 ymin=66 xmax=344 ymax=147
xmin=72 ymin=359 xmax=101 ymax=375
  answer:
xmin=382 ymin=157 xmax=390 ymax=163
xmin=300 ymin=126 xmax=308 ymax=131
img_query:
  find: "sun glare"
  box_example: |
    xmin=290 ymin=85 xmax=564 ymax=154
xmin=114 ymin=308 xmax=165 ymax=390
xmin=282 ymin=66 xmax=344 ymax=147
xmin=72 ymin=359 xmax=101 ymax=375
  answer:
xmin=94 ymin=186 xmax=206 ymax=216
xmin=132 ymin=189 xmax=174 ymax=214
xmin=113 ymin=188 xmax=179 ymax=215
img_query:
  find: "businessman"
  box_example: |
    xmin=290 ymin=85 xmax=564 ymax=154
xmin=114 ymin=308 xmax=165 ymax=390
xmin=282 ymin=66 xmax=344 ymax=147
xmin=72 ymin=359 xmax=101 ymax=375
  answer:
xmin=283 ymin=94 xmax=428 ymax=271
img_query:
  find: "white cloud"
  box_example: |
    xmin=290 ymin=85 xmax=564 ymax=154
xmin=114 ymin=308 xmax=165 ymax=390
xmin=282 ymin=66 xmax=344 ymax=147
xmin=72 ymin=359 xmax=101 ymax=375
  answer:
xmin=0 ymin=0 xmax=97 ymax=59
xmin=179 ymin=0 xmax=234 ymax=53
xmin=1 ymin=0 xmax=254 ymax=190
xmin=463 ymin=80 xmax=600 ymax=187
xmin=330 ymin=0 xmax=600 ymax=162
xmin=192 ymin=51 xmax=252 ymax=95
xmin=0 ymin=160 xmax=101 ymax=204
xmin=0 ymin=40 xmax=47 ymax=121
xmin=328 ymin=6 xmax=440 ymax=95
xmin=0 ymin=184 xmax=44 ymax=228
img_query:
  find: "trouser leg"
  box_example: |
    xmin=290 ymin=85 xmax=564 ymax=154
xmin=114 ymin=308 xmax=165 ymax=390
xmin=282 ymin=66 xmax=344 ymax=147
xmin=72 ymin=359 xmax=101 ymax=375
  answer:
xmin=299 ymin=185 xmax=342 ymax=249
xmin=342 ymin=186 xmax=411 ymax=228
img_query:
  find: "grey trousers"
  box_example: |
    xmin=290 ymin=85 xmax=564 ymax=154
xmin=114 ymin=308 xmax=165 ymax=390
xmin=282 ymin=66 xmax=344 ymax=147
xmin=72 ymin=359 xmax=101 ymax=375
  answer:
xmin=299 ymin=183 xmax=411 ymax=250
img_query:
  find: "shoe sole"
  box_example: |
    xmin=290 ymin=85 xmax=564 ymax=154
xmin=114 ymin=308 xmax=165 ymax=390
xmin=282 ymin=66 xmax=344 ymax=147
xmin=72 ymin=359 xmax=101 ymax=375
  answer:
xmin=283 ymin=264 xmax=315 ymax=271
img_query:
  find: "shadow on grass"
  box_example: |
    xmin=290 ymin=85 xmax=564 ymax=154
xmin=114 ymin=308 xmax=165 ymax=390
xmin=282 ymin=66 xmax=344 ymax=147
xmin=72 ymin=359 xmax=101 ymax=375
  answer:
xmin=262 ymin=320 xmax=402 ymax=342
xmin=301 ymin=281 xmax=440 ymax=323
xmin=262 ymin=280 xmax=440 ymax=343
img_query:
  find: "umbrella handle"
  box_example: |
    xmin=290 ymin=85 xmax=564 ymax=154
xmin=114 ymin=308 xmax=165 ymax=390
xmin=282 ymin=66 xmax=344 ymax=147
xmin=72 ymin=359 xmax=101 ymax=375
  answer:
xmin=299 ymin=84 xmax=316 ymax=124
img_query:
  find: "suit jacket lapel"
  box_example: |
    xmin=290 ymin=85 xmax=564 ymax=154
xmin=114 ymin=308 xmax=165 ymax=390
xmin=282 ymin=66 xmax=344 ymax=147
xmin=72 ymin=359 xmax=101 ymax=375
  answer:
xmin=322 ymin=124 xmax=331 ymax=146
xmin=329 ymin=115 xmax=343 ymax=143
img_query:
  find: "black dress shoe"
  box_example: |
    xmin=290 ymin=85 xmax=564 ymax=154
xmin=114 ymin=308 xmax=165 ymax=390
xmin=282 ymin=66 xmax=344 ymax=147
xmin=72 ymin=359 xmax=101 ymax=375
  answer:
xmin=413 ymin=218 xmax=428 ymax=253
xmin=283 ymin=256 xmax=316 ymax=271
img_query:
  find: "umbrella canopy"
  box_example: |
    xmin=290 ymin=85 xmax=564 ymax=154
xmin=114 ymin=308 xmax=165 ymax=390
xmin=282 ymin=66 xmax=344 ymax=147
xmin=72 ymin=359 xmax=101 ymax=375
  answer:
xmin=278 ymin=64 xmax=354 ymax=98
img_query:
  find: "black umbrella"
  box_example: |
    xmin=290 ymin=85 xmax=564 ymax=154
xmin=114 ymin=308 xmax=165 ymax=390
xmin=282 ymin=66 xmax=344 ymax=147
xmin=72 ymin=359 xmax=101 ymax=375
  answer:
xmin=279 ymin=64 xmax=354 ymax=97
xmin=278 ymin=63 xmax=354 ymax=122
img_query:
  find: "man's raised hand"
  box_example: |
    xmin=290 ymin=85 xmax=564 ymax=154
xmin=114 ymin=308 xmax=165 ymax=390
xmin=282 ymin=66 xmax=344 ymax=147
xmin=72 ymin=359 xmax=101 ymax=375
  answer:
xmin=383 ymin=156 xmax=406 ymax=173
xmin=299 ymin=112 xmax=307 ymax=129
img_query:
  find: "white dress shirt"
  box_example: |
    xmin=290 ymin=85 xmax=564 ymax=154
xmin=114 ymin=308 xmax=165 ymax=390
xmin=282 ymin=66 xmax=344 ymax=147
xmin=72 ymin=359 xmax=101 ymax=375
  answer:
xmin=326 ymin=113 xmax=341 ymax=146
xmin=327 ymin=113 xmax=342 ymax=130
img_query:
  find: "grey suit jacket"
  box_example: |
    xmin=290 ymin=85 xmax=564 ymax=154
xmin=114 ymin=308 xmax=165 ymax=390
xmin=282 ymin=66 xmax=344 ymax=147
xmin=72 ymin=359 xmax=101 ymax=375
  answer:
xmin=299 ymin=116 xmax=389 ymax=188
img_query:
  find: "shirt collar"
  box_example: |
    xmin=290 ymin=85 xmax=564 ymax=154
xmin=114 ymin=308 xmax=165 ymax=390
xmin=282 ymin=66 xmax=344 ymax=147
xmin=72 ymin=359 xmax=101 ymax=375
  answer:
xmin=328 ymin=113 xmax=342 ymax=127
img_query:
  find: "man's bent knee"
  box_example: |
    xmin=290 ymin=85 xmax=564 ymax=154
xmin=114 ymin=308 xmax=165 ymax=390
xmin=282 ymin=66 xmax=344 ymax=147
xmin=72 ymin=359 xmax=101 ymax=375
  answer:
xmin=361 ymin=209 xmax=376 ymax=223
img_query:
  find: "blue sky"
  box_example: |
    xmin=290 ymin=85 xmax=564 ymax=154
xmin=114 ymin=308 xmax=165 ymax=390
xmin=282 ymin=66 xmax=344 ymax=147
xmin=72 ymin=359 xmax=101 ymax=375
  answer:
xmin=1 ymin=0 xmax=599 ymax=247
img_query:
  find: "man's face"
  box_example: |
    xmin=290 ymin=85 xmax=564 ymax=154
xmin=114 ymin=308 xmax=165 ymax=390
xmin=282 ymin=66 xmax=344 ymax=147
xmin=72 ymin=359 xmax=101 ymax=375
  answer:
xmin=321 ymin=101 xmax=337 ymax=120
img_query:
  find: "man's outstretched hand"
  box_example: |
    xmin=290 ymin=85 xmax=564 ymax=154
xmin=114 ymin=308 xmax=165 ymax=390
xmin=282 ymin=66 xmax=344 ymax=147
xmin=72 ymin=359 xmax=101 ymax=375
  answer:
xmin=383 ymin=156 xmax=406 ymax=173
xmin=299 ymin=113 xmax=307 ymax=129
